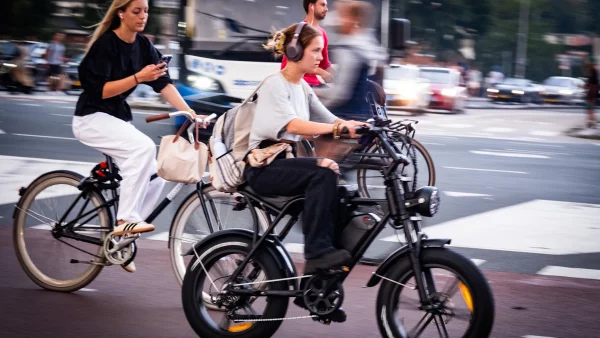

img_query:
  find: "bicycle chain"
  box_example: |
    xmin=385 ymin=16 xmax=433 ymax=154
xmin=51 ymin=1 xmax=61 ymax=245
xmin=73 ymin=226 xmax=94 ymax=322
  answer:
xmin=232 ymin=315 xmax=317 ymax=322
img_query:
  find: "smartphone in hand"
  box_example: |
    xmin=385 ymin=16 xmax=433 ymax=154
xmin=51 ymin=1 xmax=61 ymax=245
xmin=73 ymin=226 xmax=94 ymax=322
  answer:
xmin=161 ymin=54 xmax=173 ymax=66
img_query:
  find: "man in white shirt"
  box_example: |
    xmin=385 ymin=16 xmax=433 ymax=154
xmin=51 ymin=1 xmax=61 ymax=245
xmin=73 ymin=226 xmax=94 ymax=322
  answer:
xmin=46 ymin=33 xmax=66 ymax=92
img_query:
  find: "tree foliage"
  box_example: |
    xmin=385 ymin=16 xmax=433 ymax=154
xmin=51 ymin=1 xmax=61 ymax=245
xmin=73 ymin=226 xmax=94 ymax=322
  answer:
xmin=0 ymin=0 xmax=57 ymax=40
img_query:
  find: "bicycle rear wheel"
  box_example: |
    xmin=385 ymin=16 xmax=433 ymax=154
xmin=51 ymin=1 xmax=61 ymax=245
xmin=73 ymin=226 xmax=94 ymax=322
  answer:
xmin=169 ymin=184 xmax=270 ymax=286
xmin=357 ymin=138 xmax=435 ymax=199
xmin=13 ymin=171 xmax=110 ymax=292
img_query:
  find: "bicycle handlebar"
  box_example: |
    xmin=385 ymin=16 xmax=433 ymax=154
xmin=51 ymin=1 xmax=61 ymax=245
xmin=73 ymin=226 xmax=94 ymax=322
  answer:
xmin=145 ymin=111 xmax=217 ymax=125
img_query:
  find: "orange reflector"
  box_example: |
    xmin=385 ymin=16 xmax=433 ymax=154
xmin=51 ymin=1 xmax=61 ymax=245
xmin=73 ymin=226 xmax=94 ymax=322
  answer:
xmin=228 ymin=323 xmax=253 ymax=332
xmin=342 ymin=266 xmax=349 ymax=272
xmin=459 ymin=282 xmax=474 ymax=312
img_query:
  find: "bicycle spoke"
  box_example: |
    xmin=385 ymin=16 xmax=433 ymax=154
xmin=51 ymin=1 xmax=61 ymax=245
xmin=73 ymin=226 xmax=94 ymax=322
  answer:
xmin=409 ymin=313 xmax=435 ymax=338
xmin=434 ymin=315 xmax=450 ymax=338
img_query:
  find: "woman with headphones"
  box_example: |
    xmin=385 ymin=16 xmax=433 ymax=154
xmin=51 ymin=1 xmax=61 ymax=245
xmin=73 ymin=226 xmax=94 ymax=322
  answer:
xmin=247 ymin=22 xmax=365 ymax=282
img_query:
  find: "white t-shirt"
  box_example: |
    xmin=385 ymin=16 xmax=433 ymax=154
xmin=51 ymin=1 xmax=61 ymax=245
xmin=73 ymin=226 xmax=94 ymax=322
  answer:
xmin=249 ymin=72 xmax=337 ymax=150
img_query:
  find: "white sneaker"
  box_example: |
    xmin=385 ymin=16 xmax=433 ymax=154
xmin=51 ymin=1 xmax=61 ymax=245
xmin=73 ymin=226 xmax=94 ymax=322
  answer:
xmin=113 ymin=221 xmax=155 ymax=236
xmin=121 ymin=261 xmax=136 ymax=273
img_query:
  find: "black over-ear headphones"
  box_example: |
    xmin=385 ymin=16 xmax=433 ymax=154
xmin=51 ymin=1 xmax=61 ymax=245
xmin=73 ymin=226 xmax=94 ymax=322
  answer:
xmin=286 ymin=22 xmax=307 ymax=62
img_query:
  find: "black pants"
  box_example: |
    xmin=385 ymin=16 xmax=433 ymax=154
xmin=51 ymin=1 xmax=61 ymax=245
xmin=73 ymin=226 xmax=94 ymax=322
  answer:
xmin=243 ymin=158 xmax=338 ymax=260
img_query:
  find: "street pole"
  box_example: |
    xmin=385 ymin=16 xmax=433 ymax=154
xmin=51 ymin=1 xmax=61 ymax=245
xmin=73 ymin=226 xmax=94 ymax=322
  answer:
xmin=515 ymin=0 xmax=530 ymax=78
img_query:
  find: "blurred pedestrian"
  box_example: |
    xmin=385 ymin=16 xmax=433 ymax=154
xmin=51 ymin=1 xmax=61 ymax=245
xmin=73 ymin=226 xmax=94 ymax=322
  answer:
xmin=311 ymin=0 xmax=376 ymax=161
xmin=281 ymin=0 xmax=334 ymax=87
xmin=46 ymin=33 xmax=66 ymax=93
xmin=584 ymin=57 xmax=598 ymax=128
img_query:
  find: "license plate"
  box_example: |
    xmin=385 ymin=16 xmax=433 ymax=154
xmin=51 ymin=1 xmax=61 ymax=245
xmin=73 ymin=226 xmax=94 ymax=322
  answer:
xmin=500 ymin=95 xmax=510 ymax=98
xmin=72 ymin=80 xmax=81 ymax=86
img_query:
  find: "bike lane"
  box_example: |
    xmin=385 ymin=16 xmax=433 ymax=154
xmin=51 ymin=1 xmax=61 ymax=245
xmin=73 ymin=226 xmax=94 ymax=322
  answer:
xmin=1 ymin=227 xmax=599 ymax=338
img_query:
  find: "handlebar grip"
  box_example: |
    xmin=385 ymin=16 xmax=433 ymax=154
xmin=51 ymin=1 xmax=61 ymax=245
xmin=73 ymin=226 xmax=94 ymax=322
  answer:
xmin=145 ymin=113 xmax=170 ymax=123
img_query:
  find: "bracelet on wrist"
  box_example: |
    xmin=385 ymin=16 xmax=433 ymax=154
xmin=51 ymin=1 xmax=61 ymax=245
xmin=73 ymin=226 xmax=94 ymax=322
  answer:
xmin=133 ymin=74 xmax=139 ymax=84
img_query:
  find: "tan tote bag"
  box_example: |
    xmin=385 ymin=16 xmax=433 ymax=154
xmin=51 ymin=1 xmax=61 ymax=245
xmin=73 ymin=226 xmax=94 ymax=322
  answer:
xmin=157 ymin=119 xmax=209 ymax=184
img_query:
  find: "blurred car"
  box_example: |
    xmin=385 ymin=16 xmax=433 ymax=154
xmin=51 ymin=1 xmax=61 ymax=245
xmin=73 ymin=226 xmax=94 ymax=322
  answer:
xmin=383 ymin=64 xmax=431 ymax=112
xmin=419 ymin=66 xmax=468 ymax=113
xmin=486 ymin=77 xmax=544 ymax=104
xmin=63 ymin=53 xmax=84 ymax=94
xmin=540 ymin=76 xmax=585 ymax=105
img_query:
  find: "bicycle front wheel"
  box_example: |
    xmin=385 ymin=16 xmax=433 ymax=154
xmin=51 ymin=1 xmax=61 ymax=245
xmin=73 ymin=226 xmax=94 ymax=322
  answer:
xmin=376 ymin=248 xmax=495 ymax=338
xmin=13 ymin=171 xmax=110 ymax=292
xmin=169 ymin=184 xmax=270 ymax=286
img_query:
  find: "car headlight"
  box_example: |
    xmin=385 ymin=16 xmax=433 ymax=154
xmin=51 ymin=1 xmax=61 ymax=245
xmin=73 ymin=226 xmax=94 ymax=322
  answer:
xmin=487 ymin=88 xmax=499 ymax=93
xmin=411 ymin=186 xmax=440 ymax=217
xmin=512 ymin=90 xmax=524 ymax=95
xmin=559 ymin=89 xmax=573 ymax=95
xmin=187 ymin=75 xmax=220 ymax=91
xmin=441 ymin=88 xmax=456 ymax=97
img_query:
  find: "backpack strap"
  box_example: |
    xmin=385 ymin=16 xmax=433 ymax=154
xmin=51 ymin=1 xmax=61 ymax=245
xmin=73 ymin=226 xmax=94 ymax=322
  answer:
xmin=240 ymin=72 xmax=281 ymax=106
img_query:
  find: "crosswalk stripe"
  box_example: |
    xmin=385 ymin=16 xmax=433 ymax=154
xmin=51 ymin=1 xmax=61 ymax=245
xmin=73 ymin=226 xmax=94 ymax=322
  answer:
xmin=537 ymin=266 xmax=600 ymax=281
xmin=146 ymin=231 xmax=170 ymax=241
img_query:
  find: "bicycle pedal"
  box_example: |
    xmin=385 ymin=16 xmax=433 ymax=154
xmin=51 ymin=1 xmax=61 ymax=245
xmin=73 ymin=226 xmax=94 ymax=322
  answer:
xmin=312 ymin=317 xmax=332 ymax=325
xmin=317 ymin=266 xmax=349 ymax=276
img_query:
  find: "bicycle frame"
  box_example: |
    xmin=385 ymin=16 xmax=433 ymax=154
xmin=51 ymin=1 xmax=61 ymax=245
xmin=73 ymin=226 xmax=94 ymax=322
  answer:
xmin=52 ymin=120 xmax=209 ymax=247
xmin=219 ymin=126 xmax=437 ymax=304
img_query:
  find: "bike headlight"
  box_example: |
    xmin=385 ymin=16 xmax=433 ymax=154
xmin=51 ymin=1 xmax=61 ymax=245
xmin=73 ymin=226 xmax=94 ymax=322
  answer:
xmin=413 ymin=186 xmax=440 ymax=217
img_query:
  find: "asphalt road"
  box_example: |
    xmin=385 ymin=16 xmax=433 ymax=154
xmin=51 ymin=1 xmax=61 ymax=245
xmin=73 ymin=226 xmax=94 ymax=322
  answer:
xmin=1 ymin=97 xmax=600 ymax=337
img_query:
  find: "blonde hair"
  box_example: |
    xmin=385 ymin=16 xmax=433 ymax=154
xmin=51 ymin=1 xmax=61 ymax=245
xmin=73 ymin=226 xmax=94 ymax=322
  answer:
xmin=264 ymin=23 xmax=321 ymax=59
xmin=85 ymin=0 xmax=136 ymax=53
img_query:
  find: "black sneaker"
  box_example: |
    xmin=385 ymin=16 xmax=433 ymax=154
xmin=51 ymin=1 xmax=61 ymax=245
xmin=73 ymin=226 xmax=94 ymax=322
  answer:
xmin=304 ymin=249 xmax=351 ymax=275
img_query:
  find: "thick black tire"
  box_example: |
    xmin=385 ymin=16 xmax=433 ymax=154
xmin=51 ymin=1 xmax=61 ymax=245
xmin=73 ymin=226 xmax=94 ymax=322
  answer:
xmin=376 ymin=248 xmax=495 ymax=338
xmin=182 ymin=236 xmax=289 ymax=338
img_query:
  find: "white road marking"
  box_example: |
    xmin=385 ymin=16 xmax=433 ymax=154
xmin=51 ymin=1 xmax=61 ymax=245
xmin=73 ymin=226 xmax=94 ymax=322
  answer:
xmin=537 ymin=266 xmax=600 ymax=281
xmin=146 ymin=231 xmax=170 ymax=241
xmin=523 ymin=336 xmax=556 ymax=338
xmin=507 ymin=142 xmax=564 ymax=148
xmin=12 ymin=133 xmax=77 ymax=141
xmin=444 ymin=192 xmax=492 ymax=198
xmin=483 ymin=127 xmax=515 ymax=133
xmin=51 ymin=114 xmax=72 ymax=117
xmin=132 ymin=110 xmax=159 ymax=116
xmin=419 ymin=142 xmax=445 ymax=146
xmin=530 ymin=130 xmax=559 ymax=137
xmin=284 ymin=243 xmax=305 ymax=254
xmin=0 ymin=129 xmax=5 ymax=135
xmin=419 ymin=200 xmax=600 ymax=255
xmin=79 ymin=288 xmax=98 ymax=292
xmin=470 ymin=150 xmax=550 ymax=159
xmin=439 ymin=123 xmax=474 ymax=128
xmin=19 ymin=103 xmax=41 ymax=107
xmin=443 ymin=166 xmax=528 ymax=174
xmin=0 ymin=155 xmax=96 ymax=205
xmin=30 ymin=224 xmax=53 ymax=230
xmin=59 ymin=106 xmax=75 ymax=110
xmin=470 ymin=259 xmax=486 ymax=266
xmin=63 ymin=124 xmax=72 ymax=127
xmin=503 ymin=149 xmax=569 ymax=156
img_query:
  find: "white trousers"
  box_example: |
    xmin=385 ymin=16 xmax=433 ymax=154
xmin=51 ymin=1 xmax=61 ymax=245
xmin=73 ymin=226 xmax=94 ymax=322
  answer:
xmin=72 ymin=113 xmax=165 ymax=222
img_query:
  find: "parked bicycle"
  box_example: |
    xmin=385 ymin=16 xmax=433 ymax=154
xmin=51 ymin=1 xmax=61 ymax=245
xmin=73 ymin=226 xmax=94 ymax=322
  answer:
xmin=180 ymin=120 xmax=495 ymax=338
xmin=12 ymin=111 xmax=269 ymax=294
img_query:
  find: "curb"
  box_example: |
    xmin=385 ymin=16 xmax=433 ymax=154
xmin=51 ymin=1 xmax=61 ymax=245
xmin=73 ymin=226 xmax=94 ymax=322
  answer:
xmin=564 ymin=127 xmax=600 ymax=140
